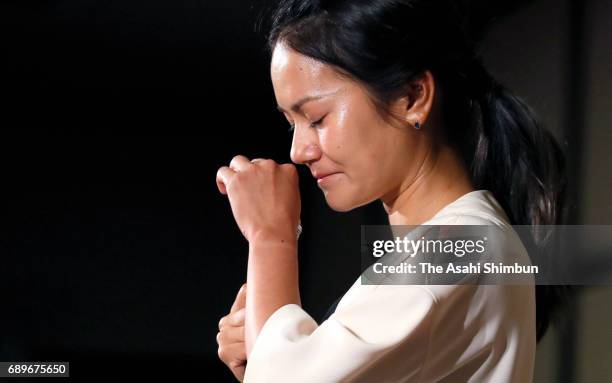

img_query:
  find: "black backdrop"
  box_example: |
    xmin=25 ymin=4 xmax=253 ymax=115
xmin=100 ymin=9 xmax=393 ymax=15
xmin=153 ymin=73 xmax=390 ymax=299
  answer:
xmin=1 ymin=1 xmax=530 ymax=381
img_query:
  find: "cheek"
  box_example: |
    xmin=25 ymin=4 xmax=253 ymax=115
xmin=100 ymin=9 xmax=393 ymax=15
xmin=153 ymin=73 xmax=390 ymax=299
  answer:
xmin=318 ymin=114 xmax=352 ymax=162
xmin=349 ymin=124 xmax=390 ymax=170
xmin=320 ymin=99 xmax=403 ymax=183
xmin=353 ymin=126 xmax=409 ymax=190
xmin=319 ymin=131 xmax=344 ymax=161
xmin=349 ymin=141 xmax=388 ymax=196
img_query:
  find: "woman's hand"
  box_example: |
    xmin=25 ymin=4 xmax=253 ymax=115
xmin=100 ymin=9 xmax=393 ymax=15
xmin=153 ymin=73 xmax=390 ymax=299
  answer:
xmin=216 ymin=155 xmax=301 ymax=244
xmin=217 ymin=283 xmax=248 ymax=382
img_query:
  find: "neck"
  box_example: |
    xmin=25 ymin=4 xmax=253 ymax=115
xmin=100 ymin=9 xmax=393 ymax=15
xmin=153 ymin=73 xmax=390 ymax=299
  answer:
xmin=381 ymin=144 xmax=474 ymax=226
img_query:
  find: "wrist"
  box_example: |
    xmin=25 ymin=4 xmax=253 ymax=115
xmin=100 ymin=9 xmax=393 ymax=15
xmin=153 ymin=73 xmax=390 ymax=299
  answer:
xmin=249 ymin=233 xmax=298 ymax=253
xmin=249 ymin=228 xmax=298 ymax=248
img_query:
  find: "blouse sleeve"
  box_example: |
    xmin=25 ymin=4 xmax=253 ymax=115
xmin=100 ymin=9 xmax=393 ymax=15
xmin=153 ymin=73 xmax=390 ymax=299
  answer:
xmin=243 ymin=284 xmax=438 ymax=383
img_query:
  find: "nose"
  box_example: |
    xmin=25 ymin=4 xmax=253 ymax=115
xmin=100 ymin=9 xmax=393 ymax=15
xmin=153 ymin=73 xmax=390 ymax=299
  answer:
xmin=289 ymin=125 xmax=322 ymax=165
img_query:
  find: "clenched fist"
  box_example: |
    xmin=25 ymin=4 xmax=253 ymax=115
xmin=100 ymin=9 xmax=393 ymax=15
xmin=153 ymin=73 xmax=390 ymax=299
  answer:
xmin=216 ymin=155 xmax=301 ymax=244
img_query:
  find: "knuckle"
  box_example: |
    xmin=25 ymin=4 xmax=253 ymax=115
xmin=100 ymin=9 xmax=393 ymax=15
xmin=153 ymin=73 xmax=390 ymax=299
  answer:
xmin=218 ymin=329 xmax=228 ymax=344
xmin=281 ymin=163 xmax=297 ymax=173
xmin=261 ymin=159 xmax=275 ymax=167
xmin=230 ymin=155 xmax=244 ymax=163
xmin=217 ymin=346 xmax=226 ymax=361
xmin=216 ymin=166 xmax=227 ymax=177
xmin=228 ymin=359 xmax=242 ymax=369
xmin=228 ymin=156 xmax=243 ymax=170
xmin=236 ymin=316 xmax=245 ymax=328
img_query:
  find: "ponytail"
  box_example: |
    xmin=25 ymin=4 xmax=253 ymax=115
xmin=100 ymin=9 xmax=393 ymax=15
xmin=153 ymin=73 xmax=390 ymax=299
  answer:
xmin=465 ymin=58 xmax=572 ymax=342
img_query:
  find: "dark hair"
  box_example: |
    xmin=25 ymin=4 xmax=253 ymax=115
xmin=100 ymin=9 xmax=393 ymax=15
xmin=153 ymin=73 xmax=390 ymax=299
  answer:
xmin=261 ymin=0 xmax=571 ymax=343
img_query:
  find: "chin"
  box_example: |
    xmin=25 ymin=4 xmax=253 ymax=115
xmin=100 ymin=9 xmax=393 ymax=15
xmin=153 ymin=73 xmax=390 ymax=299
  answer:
xmin=323 ymin=190 xmax=372 ymax=212
xmin=326 ymin=201 xmax=354 ymax=212
xmin=320 ymin=190 xmax=350 ymax=212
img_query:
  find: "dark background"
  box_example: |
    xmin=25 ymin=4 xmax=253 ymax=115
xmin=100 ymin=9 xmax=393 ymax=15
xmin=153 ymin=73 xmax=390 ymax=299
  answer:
xmin=1 ymin=0 xmax=610 ymax=382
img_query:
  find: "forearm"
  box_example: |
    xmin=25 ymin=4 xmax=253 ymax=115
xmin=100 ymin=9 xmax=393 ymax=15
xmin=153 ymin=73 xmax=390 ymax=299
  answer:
xmin=245 ymin=238 xmax=301 ymax=358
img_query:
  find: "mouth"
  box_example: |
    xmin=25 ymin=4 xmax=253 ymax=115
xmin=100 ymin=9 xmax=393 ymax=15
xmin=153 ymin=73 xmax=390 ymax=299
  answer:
xmin=314 ymin=172 xmax=342 ymax=188
xmin=312 ymin=171 xmax=341 ymax=180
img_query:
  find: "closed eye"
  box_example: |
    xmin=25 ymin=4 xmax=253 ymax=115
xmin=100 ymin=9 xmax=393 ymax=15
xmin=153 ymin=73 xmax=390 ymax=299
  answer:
xmin=287 ymin=116 xmax=326 ymax=132
xmin=309 ymin=116 xmax=325 ymax=128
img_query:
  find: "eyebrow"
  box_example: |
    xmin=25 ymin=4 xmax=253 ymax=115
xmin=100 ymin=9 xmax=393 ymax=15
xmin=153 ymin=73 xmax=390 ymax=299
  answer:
xmin=276 ymin=89 xmax=341 ymax=114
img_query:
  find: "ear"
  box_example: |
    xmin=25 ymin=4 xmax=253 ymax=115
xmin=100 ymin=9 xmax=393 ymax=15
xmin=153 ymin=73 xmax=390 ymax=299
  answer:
xmin=391 ymin=70 xmax=436 ymax=128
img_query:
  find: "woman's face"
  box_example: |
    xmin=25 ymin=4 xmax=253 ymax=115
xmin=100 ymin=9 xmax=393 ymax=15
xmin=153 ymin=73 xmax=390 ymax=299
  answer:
xmin=270 ymin=42 xmax=426 ymax=212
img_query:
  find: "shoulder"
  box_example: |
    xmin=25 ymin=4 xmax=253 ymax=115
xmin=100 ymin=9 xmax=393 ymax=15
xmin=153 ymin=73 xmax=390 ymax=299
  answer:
xmin=426 ymin=190 xmax=512 ymax=228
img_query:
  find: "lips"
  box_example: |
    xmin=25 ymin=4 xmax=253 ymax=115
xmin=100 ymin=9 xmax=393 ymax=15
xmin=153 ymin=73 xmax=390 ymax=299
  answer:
xmin=312 ymin=171 xmax=340 ymax=180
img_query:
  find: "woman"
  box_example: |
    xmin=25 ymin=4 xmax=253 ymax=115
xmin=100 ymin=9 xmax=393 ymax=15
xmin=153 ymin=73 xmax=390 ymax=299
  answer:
xmin=215 ymin=0 xmax=567 ymax=381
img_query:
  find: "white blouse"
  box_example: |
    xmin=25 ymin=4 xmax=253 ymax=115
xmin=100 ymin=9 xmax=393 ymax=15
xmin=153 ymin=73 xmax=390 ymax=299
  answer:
xmin=243 ymin=190 xmax=536 ymax=383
